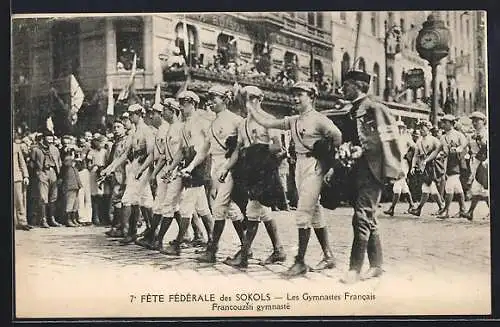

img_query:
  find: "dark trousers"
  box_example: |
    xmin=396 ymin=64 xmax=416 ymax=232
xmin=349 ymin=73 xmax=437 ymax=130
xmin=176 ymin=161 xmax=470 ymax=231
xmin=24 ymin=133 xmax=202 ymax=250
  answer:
xmin=350 ymin=158 xmax=384 ymax=241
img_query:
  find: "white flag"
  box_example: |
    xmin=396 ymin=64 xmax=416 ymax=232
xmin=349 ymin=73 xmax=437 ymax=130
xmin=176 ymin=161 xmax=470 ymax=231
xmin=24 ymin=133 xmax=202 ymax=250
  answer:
xmin=154 ymin=83 xmax=161 ymax=106
xmin=107 ymin=80 xmax=114 ymax=115
xmin=118 ymin=54 xmax=137 ymax=101
xmin=182 ymin=18 xmax=189 ymax=59
xmin=46 ymin=116 xmax=54 ymax=133
xmin=70 ymin=74 xmax=84 ymax=112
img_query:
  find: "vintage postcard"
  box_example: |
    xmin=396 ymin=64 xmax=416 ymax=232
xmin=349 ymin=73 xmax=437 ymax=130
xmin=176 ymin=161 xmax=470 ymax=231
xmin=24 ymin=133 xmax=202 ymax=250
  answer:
xmin=12 ymin=11 xmax=490 ymax=319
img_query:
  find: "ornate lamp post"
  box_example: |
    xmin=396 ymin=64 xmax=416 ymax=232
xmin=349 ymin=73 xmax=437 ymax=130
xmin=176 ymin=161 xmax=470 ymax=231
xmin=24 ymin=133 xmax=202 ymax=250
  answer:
xmin=416 ymin=13 xmax=451 ymax=125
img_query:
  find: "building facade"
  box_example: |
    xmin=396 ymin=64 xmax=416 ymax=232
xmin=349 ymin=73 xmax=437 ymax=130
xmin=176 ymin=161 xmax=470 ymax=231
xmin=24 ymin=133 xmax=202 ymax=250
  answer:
xmin=330 ymin=11 xmax=484 ymax=117
xmin=12 ymin=11 xmax=486 ymax=132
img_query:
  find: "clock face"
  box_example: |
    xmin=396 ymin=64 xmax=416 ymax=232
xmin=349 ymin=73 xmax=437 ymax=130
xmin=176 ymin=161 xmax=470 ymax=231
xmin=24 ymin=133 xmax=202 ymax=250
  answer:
xmin=420 ymin=32 xmax=439 ymax=49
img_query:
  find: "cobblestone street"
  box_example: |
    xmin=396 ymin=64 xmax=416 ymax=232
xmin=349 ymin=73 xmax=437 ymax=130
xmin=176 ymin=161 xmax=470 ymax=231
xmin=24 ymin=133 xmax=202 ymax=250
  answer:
xmin=15 ymin=202 xmax=491 ymax=318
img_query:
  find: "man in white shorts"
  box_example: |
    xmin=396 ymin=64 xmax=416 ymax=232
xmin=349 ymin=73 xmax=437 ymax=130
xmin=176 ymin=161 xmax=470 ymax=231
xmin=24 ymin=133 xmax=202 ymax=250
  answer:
xmin=409 ymin=120 xmax=444 ymax=217
xmin=161 ymin=91 xmax=214 ymax=256
xmin=437 ymin=115 xmax=468 ymax=219
xmin=195 ymin=85 xmax=247 ymax=264
xmin=463 ymin=111 xmax=489 ymax=220
xmin=384 ymin=120 xmax=416 ymax=216
xmin=247 ymin=81 xmax=342 ymax=277
xmin=101 ymin=103 xmax=154 ymax=245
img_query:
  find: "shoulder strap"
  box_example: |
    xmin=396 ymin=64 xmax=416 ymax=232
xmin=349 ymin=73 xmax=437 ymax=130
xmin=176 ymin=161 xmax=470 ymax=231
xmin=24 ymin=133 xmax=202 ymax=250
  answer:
xmin=293 ymin=119 xmax=313 ymax=151
xmin=210 ymin=123 xmax=228 ymax=151
xmin=181 ymin=125 xmax=191 ymax=148
xmin=244 ymin=119 xmax=253 ymax=145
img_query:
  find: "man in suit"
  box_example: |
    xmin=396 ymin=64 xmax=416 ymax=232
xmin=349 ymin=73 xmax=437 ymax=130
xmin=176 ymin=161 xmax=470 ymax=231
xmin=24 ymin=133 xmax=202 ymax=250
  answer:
xmin=337 ymin=71 xmax=403 ymax=284
xmin=30 ymin=130 xmax=63 ymax=228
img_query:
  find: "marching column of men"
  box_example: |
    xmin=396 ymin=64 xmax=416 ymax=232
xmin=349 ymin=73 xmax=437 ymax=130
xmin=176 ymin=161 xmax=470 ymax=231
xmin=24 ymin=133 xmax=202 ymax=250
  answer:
xmin=13 ymin=70 xmax=489 ymax=284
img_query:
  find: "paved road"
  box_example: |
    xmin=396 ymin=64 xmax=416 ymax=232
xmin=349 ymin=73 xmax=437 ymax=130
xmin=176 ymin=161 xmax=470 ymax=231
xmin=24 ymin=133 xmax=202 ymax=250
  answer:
xmin=15 ymin=201 xmax=491 ymax=318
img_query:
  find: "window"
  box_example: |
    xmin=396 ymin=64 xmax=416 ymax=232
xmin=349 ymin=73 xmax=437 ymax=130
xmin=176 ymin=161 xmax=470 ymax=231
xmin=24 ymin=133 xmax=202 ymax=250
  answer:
xmin=439 ymin=82 xmax=444 ymax=107
xmin=316 ymin=12 xmax=323 ymax=28
xmin=446 ymin=12 xmax=450 ymax=26
xmin=357 ymin=57 xmax=366 ymax=72
xmin=52 ymin=21 xmax=80 ymax=78
xmin=116 ymin=18 xmax=144 ymax=71
xmin=341 ymin=52 xmax=350 ymax=83
xmin=284 ymin=51 xmax=299 ymax=81
xmin=308 ymin=12 xmax=315 ymax=25
xmin=216 ymin=33 xmax=237 ymax=67
xmin=371 ymin=13 xmax=377 ymax=36
xmin=455 ymin=47 xmax=458 ymax=59
xmin=373 ymin=63 xmax=380 ymax=96
xmin=463 ymin=90 xmax=467 ymax=112
xmin=312 ymin=59 xmax=323 ymax=83
xmin=469 ymin=92 xmax=473 ymax=112
xmin=175 ymin=22 xmax=198 ymax=66
xmin=388 ymin=12 xmax=394 ymax=25
xmin=340 ymin=12 xmax=346 ymax=22
xmin=253 ymin=43 xmax=271 ymax=76
xmin=400 ymin=18 xmax=405 ymax=33
xmin=466 ymin=19 xmax=470 ymax=39
xmin=387 ymin=67 xmax=394 ymax=93
xmin=356 ymin=12 xmax=362 ymax=24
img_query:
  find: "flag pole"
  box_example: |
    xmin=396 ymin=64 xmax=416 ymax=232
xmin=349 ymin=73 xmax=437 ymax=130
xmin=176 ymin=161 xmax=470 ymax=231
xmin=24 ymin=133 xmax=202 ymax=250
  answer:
xmin=353 ymin=12 xmax=363 ymax=70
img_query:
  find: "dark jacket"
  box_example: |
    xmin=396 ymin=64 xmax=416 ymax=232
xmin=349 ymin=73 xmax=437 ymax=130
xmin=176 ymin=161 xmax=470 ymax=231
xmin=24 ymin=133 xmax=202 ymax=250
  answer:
xmin=60 ymin=163 xmax=83 ymax=192
xmin=231 ymin=143 xmax=288 ymax=210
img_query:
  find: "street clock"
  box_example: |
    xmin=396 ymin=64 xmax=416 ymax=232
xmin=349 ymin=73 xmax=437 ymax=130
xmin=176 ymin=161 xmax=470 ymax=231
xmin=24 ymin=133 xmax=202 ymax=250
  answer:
xmin=416 ymin=15 xmax=450 ymax=64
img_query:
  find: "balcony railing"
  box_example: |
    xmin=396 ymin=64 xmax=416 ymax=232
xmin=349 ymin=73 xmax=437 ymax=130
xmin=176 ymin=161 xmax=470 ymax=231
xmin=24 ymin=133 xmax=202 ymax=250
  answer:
xmin=162 ymin=68 xmax=342 ymax=110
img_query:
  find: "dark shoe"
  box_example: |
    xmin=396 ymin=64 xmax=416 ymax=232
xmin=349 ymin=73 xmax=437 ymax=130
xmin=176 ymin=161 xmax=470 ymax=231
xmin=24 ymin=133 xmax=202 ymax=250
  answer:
xmin=47 ymin=216 xmax=62 ymax=227
xmin=463 ymin=211 xmax=474 ymax=221
xmin=65 ymin=218 xmax=77 ymax=227
xmin=383 ymin=208 xmax=394 ymax=217
xmin=105 ymin=228 xmax=114 ymax=236
xmin=40 ymin=218 xmax=50 ymax=228
xmin=262 ymin=249 xmax=287 ymax=265
xmin=282 ymin=257 xmax=308 ymax=278
xmin=340 ymin=270 xmax=360 ymax=284
xmin=135 ymin=237 xmax=150 ymax=248
xmin=437 ymin=211 xmax=450 ymax=219
xmin=160 ymin=240 xmax=181 ymax=256
xmin=452 ymin=211 xmax=468 ymax=219
xmin=196 ymin=247 xmax=217 ymax=263
xmin=16 ymin=225 xmax=31 ymax=231
xmin=310 ymin=257 xmax=336 ymax=271
xmin=151 ymin=239 xmax=162 ymax=251
xmin=191 ymin=238 xmax=207 ymax=248
xmin=78 ymin=221 xmax=93 ymax=226
xmin=360 ymin=267 xmax=384 ymax=281
xmin=223 ymin=249 xmax=249 ymax=268
xmin=119 ymin=235 xmax=137 ymax=245
xmin=408 ymin=207 xmax=422 ymax=217
xmin=110 ymin=229 xmax=125 ymax=238
xmin=224 ymin=248 xmax=253 ymax=262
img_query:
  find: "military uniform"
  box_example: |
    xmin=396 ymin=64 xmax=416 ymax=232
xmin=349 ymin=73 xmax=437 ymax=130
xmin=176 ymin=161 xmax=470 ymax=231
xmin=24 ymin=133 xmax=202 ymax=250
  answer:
xmin=30 ymin=133 xmax=63 ymax=227
xmin=339 ymin=71 xmax=403 ymax=283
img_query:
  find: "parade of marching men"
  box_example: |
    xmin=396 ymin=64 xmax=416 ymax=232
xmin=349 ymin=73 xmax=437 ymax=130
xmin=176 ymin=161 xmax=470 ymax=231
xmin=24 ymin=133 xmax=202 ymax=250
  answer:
xmin=13 ymin=11 xmax=488 ymax=284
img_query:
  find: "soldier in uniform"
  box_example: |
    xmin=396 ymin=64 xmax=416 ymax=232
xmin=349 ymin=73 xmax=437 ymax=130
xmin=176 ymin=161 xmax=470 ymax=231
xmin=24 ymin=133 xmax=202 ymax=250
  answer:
xmin=247 ymin=81 xmax=342 ymax=277
xmin=187 ymin=85 xmax=248 ymax=263
xmin=30 ymin=130 xmax=63 ymax=228
xmin=334 ymin=71 xmax=403 ymax=284
xmin=161 ymin=91 xmax=214 ymax=256
xmin=463 ymin=111 xmax=489 ymax=220
xmin=101 ymin=104 xmax=154 ymax=245
xmin=383 ymin=120 xmax=416 ymax=216
xmin=221 ymin=85 xmax=287 ymax=268
xmin=104 ymin=119 xmax=131 ymax=237
xmin=409 ymin=120 xmax=445 ymax=216
xmin=436 ymin=114 xmax=468 ymax=219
